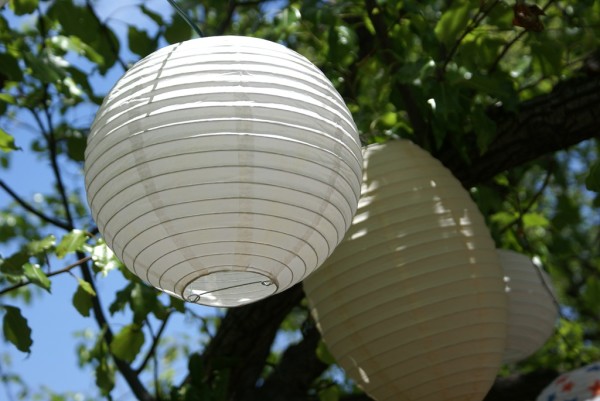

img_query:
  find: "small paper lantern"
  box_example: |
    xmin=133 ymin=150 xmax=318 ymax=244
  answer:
xmin=537 ymin=361 xmax=600 ymax=401
xmin=84 ymin=36 xmax=362 ymax=307
xmin=304 ymin=140 xmax=508 ymax=401
xmin=499 ymin=250 xmax=558 ymax=364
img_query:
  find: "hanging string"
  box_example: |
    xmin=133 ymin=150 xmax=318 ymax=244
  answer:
xmin=166 ymin=0 xmax=204 ymax=37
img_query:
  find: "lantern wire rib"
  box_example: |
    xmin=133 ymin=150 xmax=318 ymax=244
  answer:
xmin=165 ymin=0 xmax=204 ymax=37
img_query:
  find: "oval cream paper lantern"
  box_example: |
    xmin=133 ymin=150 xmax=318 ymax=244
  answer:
xmin=84 ymin=36 xmax=362 ymax=307
xmin=304 ymin=140 xmax=508 ymax=401
xmin=499 ymin=250 xmax=558 ymax=364
xmin=537 ymin=362 xmax=600 ymax=401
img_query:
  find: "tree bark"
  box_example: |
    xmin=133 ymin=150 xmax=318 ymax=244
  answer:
xmin=441 ymin=75 xmax=600 ymax=187
xmin=193 ymin=74 xmax=599 ymax=400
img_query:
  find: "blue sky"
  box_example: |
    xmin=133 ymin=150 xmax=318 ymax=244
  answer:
xmin=1 ymin=1 xmax=302 ymax=398
xmin=0 ymin=1 xmax=219 ymax=399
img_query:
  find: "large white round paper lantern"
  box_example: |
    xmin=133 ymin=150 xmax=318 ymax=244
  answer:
xmin=499 ymin=250 xmax=558 ymax=364
xmin=537 ymin=361 xmax=600 ymax=401
xmin=84 ymin=36 xmax=362 ymax=307
xmin=304 ymin=140 xmax=508 ymax=401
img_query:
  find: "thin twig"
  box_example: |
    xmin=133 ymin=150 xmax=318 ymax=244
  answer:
xmin=441 ymin=0 xmax=501 ymax=74
xmin=136 ymin=312 xmax=173 ymax=375
xmin=0 ymin=256 xmax=92 ymax=296
xmin=499 ymin=164 xmax=554 ymax=234
xmin=488 ymin=30 xmax=527 ymax=74
xmin=488 ymin=0 xmax=556 ymax=74
xmin=0 ymin=180 xmax=71 ymax=230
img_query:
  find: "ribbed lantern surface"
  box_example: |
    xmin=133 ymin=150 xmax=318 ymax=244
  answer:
xmin=537 ymin=361 xmax=600 ymax=401
xmin=499 ymin=250 xmax=558 ymax=364
xmin=84 ymin=36 xmax=362 ymax=307
xmin=304 ymin=140 xmax=508 ymax=401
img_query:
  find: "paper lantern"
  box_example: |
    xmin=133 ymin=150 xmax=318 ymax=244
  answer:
xmin=537 ymin=361 xmax=600 ymax=401
xmin=84 ymin=36 xmax=362 ymax=307
xmin=304 ymin=140 xmax=508 ymax=401
xmin=499 ymin=250 xmax=558 ymax=364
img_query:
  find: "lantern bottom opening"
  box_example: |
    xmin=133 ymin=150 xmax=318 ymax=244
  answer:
xmin=182 ymin=270 xmax=278 ymax=307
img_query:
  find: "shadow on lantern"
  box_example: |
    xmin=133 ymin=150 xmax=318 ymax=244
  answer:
xmin=304 ymin=140 xmax=507 ymax=401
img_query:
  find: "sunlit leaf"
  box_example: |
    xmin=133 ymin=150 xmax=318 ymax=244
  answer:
xmin=434 ymin=2 xmax=472 ymax=48
xmin=23 ymin=263 xmax=51 ymax=292
xmin=316 ymin=339 xmax=336 ymax=365
xmin=56 ymin=230 xmax=87 ymax=259
xmin=0 ymin=129 xmax=19 ymax=152
xmin=77 ymin=278 xmax=96 ymax=297
xmin=26 ymin=235 xmax=56 ymax=255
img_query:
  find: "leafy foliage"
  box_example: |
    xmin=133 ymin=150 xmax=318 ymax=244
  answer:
xmin=0 ymin=1 xmax=598 ymax=401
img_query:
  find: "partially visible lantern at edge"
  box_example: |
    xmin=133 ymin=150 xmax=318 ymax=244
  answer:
xmin=84 ymin=36 xmax=363 ymax=307
xmin=537 ymin=361 xmax=600 ymax=401
xmin=304 ymin=140 xmax=508 ymax=401
xmin=499 ymin=249 xmax=558 ymax=364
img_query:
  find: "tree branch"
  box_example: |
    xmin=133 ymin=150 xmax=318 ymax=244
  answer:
xmin=136 ymin=312 xmax=173 ymax=375
xmin=0 ymin=256 xmax=91 ymax=296
xmin=250 ymin=323 xmax=327 ymax=401
xmin=441 ymin=75 xmax=600 ymax=187
xmin=0 ymin=180 xmax=71 ymax=230
xmin=191 ymin=284 xmax=304 ymax=400
xmin=217 ymin=0 xmax=237 ymax=35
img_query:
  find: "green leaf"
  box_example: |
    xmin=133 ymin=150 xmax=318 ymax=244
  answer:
xmin=583 ymin=277 xmax=600 ymax=307
xmin=585 ymin=161 xmax=600 ymax=193
xmin=164 ymin=15 xmax=192 ymax=44
xmin=56 ymin=229 xmax=87 ymax=259
xmin=2 ymin=306 xmax=33 ymax=353
xmin=77 ymin=278 xmax=96 ymax=297
xmin=23 ymin=263 xmax=51 ymax=292
xmin=24 ymin=51 xmax=67 ymax=84
xmin=47 ymin=1 xmax=118 ymax=73
xmin=316 ymin=339 xmax=336 ymax=365
xmin=9 ymin=0 xmax=38 ymax=15
xmin=470 ymin=105 xmax=497 ymax=154
xmin=95 ymin=359 xmax=115 ymax=396
xmin=0 ymin=251 xmax=28 ymax=275
xmin=109 ymin=324 xmax=145 ymax=363
xmin=26 ymin=235 xmax=56 ymax=255
xmin=318 ymin=386 xmax=340 ymax=401
xmin=434 ymin=2 xmax=472 ymax=48
xmin=72 ymin=281 xmax=94 ymax=317
xmin=0 ymin=129 xmax=19 ymax=152
xmin=0 ymin=53 xmax=23 ymax=82
xmin=127 ymin=26 xmax=156 ymax=58
xmin=523 ymin=213 xmax=550 ymax=229
xmin=90 ymin=240 xmax=119 ymax=275
xmin=109 ymin=283 xmax=133 ymax=315
xmin=141 ymin=5 xmax=164 ymax=26
xmin=50 ymin=35 xmax=104 ymax=66
xmin=0 ymin=93 xmax=16 ymax=105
